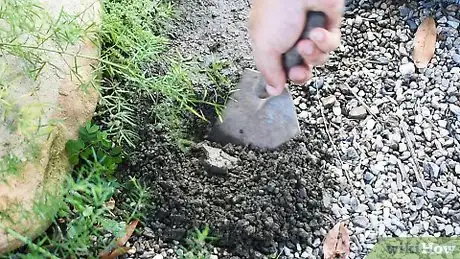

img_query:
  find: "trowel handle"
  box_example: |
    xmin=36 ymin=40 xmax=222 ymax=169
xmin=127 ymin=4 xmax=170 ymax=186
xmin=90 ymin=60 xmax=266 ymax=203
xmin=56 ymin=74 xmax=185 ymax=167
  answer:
xmin=255 ymin=11 xmax=327 ymax=99
xmin=282 ymin=11 xmax=327 ymax=73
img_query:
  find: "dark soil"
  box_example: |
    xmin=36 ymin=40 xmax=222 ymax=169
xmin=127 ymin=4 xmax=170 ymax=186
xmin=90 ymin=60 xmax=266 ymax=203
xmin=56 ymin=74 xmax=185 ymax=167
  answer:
xmin=113 ymin=0 xmax=344 ymax=258
xmin=123 ymin=121 xmax=336 ymax=258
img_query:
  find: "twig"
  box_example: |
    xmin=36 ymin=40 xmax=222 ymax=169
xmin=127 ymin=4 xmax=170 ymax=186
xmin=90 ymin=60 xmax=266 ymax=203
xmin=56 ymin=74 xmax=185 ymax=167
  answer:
xmin=399 ymin=120 xmax=427 ymax=190
xmin=314 ymin=72 xmax=352 ymax=185
xmin=343 ymin=74 xmax=379 ymax=120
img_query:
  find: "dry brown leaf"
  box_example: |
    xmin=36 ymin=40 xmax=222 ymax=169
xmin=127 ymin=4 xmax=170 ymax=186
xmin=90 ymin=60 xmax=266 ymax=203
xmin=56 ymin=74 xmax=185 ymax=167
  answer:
xmin=116 ymin=219 xmax=139 ymax=247
xmin=323 ymin=222 xmax=350 ymax=259
xmin=413 ymin=16 xmax=437 ymax=68
xmin=99 ymin=247 xmax=130 ymax=259
xmin=99 ymin=220 xmax=139 ymax=258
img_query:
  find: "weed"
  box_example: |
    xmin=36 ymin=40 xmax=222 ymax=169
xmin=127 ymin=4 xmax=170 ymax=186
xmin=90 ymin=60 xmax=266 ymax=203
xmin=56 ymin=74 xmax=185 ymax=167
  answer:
xmin=199 ymin=56 xmax=234 ymax=122
xmin=2 ymin=122 xmax=142 ymax=258
xmin=66 ymin=122 xmax=123 ymax=176
xmin=115 ymin=176 xmax=154 ymax=223
xmin=96 ymin=0 xmax=224 ymax=150
xmin=177 ymin=225 xmax=218 ymax=259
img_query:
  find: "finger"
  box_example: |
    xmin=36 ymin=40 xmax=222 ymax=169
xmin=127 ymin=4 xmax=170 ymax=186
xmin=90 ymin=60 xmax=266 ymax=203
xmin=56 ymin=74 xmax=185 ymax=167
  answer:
xmin=308 ymin=27 xmax=341 ymax=53
xmin=297 ymin=39 xmax=329 ymax=66
xmin=253 ymin=49 xmax=287 ymax=96
xmin=288 ymin=65 xmax=312 ymax=85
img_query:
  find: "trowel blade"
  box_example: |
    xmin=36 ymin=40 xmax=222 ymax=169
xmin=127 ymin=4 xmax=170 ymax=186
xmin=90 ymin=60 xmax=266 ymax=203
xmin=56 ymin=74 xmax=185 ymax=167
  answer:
xmin=207 ymin=68 xmax=300 ymax=149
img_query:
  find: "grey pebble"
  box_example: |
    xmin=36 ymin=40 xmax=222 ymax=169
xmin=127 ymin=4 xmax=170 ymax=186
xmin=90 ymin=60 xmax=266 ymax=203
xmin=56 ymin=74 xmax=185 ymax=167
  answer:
xmin=449 ymin=104 xmax=460 ymax=116
xmin=445 ymin=225 xmax=454 ymax=235
xmin=349 ymin=106 xmax=367 ymax=119
xmin=353 ymin=216 xmax=370 ymax=228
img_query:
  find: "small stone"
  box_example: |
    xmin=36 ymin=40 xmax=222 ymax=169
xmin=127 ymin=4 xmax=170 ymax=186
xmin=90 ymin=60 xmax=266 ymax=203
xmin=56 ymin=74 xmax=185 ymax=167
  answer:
xmin=455 ymin=227 xmax=460 ymax=235
xmin=439 ymin=128 xmax=449 ymax=137
xmin=448 ymin=21 xmax=459 ymax=29
xmin=453 ymin=54 xmax=460 ymax=64
xmin=364 ymin=172 xmax=374 ymax=182
xmin=340 ymin=195 xmax=351 ymax=205
xmin=423 ymin=128 xmax=432 ymax=141
xmin=370 ymin=105 xmax=379 ymax=114
xmin=366 ymin=119 xmax=376 ymax=130
xmin=356 ymin=204 xmax=369 ymax=213
xmin=367 ymin=31 xmax=376 ymax=40
xmin=140 ymin=254 xmax=163 ymax=259
xmin=301 ymin=247 xmax=313 ymax=258
xmin=383 ymin=207 xmax=390 ymax=218
xmin=371 ymin=162 xmax=386 ymax=174
xmin=353 ymin=216 xmax=370 ymax=228
xmin=399 ymin=143 xmax=407 ymax=152
xmin=421 ymin=107 xmax=431 ymax=117
xmin=410 ymin=224 xmax=421 ymax=235
xmin=449 ymin=104 xmax=460 ymax=116
xmin=445 ymin=225 xmax=454 ymax=235
xmin=321 ymin=95 xmax=337 ymax=108
xmin=379 ymin=224 xmax=386 ymax=235
xmin=333 ymin=105 xmax=342 ymax=116
xmin=438 ymin=120 xmax=447 ymax=128
xmin=312 ymin=238 xmax=321 ymax=248
xmin=399 ymin=62 xmax=415 ymax=76
xmin=299 ymin=103 xmax=307 ymax=110
xmin=284 ymin=247 xmax=293 ymax=257
xmin=439 ymin=16 xmax=448 ymax=23
xmin=299 ymin=111 xmax=309 ymax=119
xmin=415 ymin=197 xmax=425 ymax=210
xmin=349 ymin=106 xmax=367 ymax=119
xmin=201 ymin=144 xmax=238 ymax=175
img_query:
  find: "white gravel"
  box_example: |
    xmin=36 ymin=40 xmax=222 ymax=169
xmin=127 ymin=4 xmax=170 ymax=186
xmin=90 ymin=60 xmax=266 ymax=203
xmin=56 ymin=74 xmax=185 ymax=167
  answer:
xmin=290 ymin=0 xmax=460 ymax=258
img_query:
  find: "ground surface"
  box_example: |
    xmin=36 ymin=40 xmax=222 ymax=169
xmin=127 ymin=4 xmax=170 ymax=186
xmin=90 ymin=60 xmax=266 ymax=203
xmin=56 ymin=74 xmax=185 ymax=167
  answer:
xmin=119 ymin=0 xmax=460 ymax=258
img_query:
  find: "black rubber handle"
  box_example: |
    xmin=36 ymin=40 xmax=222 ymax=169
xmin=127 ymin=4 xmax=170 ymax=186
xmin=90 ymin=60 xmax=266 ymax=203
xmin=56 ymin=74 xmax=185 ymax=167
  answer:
xmin=282 ymin=11 xmax=327 ymax=73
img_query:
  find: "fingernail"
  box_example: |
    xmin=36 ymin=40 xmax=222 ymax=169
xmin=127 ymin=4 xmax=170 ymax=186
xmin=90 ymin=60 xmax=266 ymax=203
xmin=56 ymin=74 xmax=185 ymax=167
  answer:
xmin=303 ymin=43 xmax=314 ymax=55
xmin=310 ymin=30 xmax=324 ymax=42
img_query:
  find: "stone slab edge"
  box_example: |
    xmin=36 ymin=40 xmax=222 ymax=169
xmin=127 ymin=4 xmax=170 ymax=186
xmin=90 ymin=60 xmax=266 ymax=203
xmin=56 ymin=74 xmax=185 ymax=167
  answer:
xmin=0 ymin=0 xmax=102 ymax=254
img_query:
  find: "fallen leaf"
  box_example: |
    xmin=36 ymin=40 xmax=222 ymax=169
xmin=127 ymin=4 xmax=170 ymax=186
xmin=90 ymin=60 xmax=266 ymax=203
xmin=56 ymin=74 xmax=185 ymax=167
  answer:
xmin=413 ymin=16 xmax=437 ymax=68
xmin=323 ymin=222 xmax=350 ymax=259
xmin=98 ymin=220 xmax=139 ymax=258
xmin=99 ymin=247 xmax=130 ymax=259
xmin=116 ymin=219 xmax=139 ymax=247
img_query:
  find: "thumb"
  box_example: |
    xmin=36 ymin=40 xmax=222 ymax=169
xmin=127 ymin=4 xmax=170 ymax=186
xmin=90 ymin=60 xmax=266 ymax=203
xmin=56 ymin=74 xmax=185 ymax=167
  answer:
xmin=254 ymin=49 xmax=287 ymax=96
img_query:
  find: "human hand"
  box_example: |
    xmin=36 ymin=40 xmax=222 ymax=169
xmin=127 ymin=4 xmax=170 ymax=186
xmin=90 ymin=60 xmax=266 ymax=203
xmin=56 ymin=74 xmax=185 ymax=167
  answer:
xmin=248 ymin=0 xmax=344 ymax=96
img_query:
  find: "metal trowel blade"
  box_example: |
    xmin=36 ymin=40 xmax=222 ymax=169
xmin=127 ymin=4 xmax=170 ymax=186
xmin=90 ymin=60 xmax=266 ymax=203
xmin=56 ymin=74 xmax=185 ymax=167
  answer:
xmin=207 ymin=68 xmax=300 ymax=149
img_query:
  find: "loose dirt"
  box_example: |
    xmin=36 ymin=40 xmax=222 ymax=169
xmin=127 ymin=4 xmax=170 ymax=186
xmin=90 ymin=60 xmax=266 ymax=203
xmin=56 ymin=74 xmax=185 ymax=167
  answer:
xmin=117 ymin=0 xmax=342 ymax=258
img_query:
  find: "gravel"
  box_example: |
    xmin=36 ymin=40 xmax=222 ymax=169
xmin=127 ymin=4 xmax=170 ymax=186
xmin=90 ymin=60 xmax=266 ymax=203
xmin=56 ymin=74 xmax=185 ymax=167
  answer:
xmin=112 ymin=0 xmax=460 ymax=258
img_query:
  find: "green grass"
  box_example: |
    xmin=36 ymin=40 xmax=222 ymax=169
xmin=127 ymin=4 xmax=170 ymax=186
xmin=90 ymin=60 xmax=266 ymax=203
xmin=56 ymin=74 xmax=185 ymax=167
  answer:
xmin=176 ymin=225 xmax=218 ymax=259
xmin=2 ymin=122 xmax=153 ymax=258
xmin=199 ymin=55 xmax=233 ymax=122
xmin=94 ymin=0 xmax=222 ymax=151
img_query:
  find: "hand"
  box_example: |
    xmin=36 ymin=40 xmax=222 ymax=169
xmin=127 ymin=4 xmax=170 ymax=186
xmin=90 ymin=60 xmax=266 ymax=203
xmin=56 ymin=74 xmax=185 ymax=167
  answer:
xmin=248 ymin=0 xmax=344 ymax=96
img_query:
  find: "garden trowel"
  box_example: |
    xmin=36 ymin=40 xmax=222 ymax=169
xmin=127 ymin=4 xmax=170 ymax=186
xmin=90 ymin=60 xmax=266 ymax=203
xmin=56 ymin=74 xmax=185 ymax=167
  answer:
xmin=207 ymin=11 xmax=327 ymax=149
